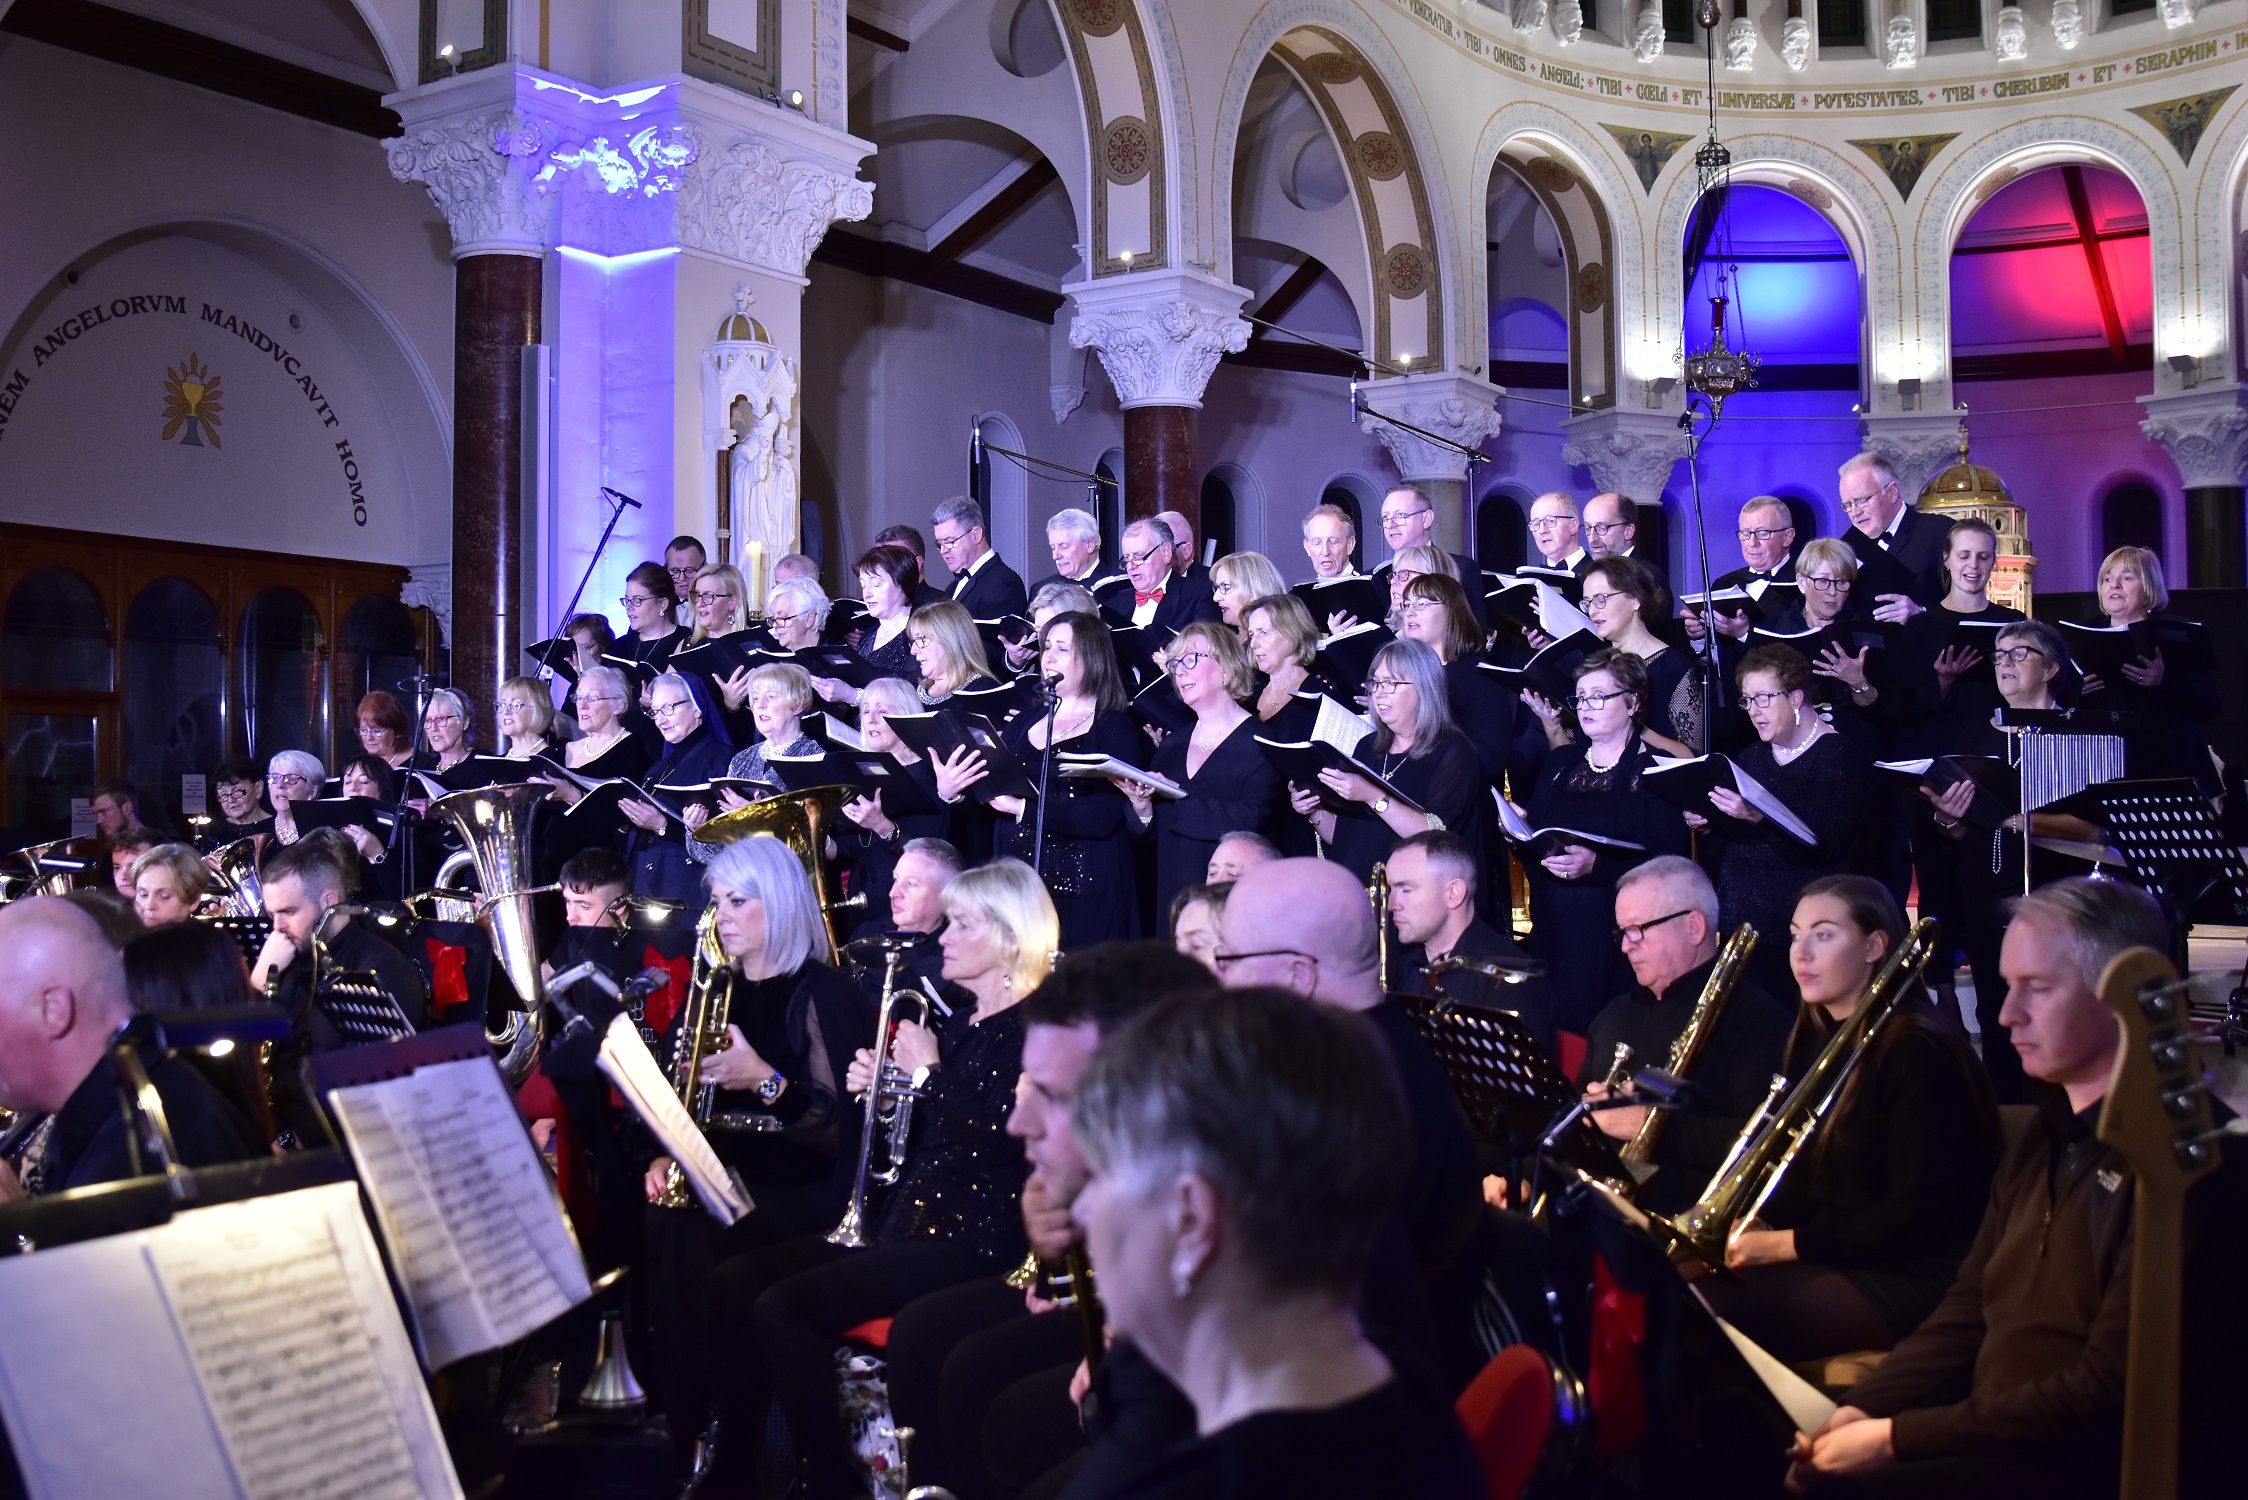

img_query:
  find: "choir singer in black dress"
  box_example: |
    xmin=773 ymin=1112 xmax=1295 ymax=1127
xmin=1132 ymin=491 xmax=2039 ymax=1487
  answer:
xmin=1121 ymin=621 xmax=1280 ymax=922
xmin=1287 ymin=638 xmax=1482 ymax=883
xmin=1680 ymin=643 xmax=1873 ymax=999
xmin=1516 ymin=650 xmax=1691 ymax=1034
xmin=1700 ymin=876 xmax=1997 ymax=1364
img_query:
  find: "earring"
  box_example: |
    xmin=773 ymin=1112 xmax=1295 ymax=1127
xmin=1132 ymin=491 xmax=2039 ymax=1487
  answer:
xmin=1172 ymin=1261 xmax=1197 ymax=1298
xmin=1791 ymin=701 xmax=1802 ymax=728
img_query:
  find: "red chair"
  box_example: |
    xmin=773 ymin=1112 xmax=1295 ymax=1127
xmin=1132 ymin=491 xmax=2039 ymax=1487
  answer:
xmin=1555 ymin=1030 xmax=1587 ymax=1083
xmin=1456 ymin=1345 xmax=1555 ymax=1500
xmin=842 ymin=1317 xmax=893 ymax=1349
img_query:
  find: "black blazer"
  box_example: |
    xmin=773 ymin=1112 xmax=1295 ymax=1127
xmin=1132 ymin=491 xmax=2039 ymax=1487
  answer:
xmin=1150 ymin=716 xmax=1279 ymax=921
xmin=1846 ymin=506 xmax=1950 ymax=609
xmin=948 ymin=552 xmax=1029 ymax=622
xmin=1711 ymin=557 xmax=1797 ymax=591
xmin=1149 ymin=571 xmax=1222 ymax=634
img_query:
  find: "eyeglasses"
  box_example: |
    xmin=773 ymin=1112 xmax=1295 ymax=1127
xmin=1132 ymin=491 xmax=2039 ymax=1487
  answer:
xmin=667 ymin=564 xmax=701 ymax=577
xmin=1584 ymin=521 xmax=1630 ymax=537
xmin=1580 ymin=591 xmax=1624 ymax=612
xmin=1737 ymin=527 xmax=1792 ymax=543
xmin=1211 ymin=579 xmax=1237 ymax=596
xmin=1362 ymin=677 xmax=1412 ymax=697
xmin=934 ymin=529 xmax=973 ymax=550
xmin=266 ymin=773 xmax=308 ymax=789
xmin=1800 ymin=575 xmax=1851 ymax=593
xmin=1169 ymin=652 xmax=1211 ymax=673
xmin=620 ymin=594 xmax=661 ymax=609
xmin=1741 ymin=690 xmax=1793 ymax=709
xmin=1613 ymin=910 xmax=1694 ymax=946
xmin=1570 ymin=689 xmax=1631 ymax=711
xmin=1838 ymin=490 xmax=1888 ymax=514
xmin=497 ymin=698 xmax=534 ymax=713
xmin=908 ymin=634 xmax=931 ymax=649
xmin=649 ymin=699 xmax=695 ymax=718
xmin=1993 ymin=645 xmax=2046 ymax=664
xmin=425 ymin=713 xmax=461 ymax=727
xmin=1211 ymin=948 xmax=1315 ymax=976
xmin=579 ymin=694 xmax=625 ymax=708
xmin=1528 ymin=517 xmax=1571 ymax=531
xmin=1398 ymin=598 xmax=1443 ymax=615
xmin=1381 ymin=507 xmax=1431 ymax=526
xmin=1123 ymin=544 xmax=1167 ymax=567
xmin=692 ymin=590 xmax=737 ymax=605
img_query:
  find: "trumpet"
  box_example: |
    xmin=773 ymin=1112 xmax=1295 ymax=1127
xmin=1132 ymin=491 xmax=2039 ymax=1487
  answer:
xmin=828 ymin=936 xmax=937 ymax=1248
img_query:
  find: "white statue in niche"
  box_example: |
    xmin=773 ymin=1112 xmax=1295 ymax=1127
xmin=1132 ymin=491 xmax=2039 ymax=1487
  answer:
xmin=2051 ymin=0 xmax=2083 ymax=46
xmin=1885 ymin=11 xmax=1919 ymax=67
xmin=1511 ymin=0 xmax=1549 ymax=31
xmin=1725 ymin=14 xmax=1758 ymax=67
xmin=1552 ymin=0 xmax=1583 ymax=45
xmin=1993 ymin=4 xmax=2027 ymax=59
xmin=2157 ymin=0 xmax=2195 ymax=27
xmin=1632 ymin=2 xmax=1665 ymax=60
xmin=727 ymin=360 xmax=800 ymax=563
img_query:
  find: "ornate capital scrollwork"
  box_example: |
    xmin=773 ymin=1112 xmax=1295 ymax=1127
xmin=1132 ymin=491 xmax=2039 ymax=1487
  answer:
xmin=1858 ymin=413 xmax=1966 ymax=498
xmin=1065 ymin=270 xmax=1251 ymax=410
xmin=677 ymin=137 xmax=875 ymax=278
xmin=401 ymin=563 xmax=454 ymax=647
xmin=1560 ymin=410 xmax=1693 ymax=502
xmin=1357 ymin=375 xmax=1504 ymax=484
xmin=2139 ymin=389 xmax=2248 ymax=490
xmin=387 ymin=108 xmax=564 ymax=259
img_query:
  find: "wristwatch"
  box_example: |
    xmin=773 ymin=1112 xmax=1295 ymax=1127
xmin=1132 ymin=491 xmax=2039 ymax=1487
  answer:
xmin=756 ymin=1072 xmax=787 ymax=1106
xmin=1373 ymin=796 xmax=1391 ymax=815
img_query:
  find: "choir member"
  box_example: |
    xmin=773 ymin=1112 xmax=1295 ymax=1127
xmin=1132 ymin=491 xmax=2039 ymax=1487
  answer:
xmin=1029 ymin=506 xmax=1117 ymax=595
xmin=688 ymin=561 xmax=750 ymax=646
xmin=1300 ymin=503 xmax=1366 ymax=630
xmin=1243 ymin=592 xmax=1340 ymax=733
xmin=1209 ymin=550 xmax=1287 ymax=632
xmin=204 ymin=754 xmax=272 ymax=850
xmin=1894 ymin=518 xmax=2021 ymax=740
xmin=1383 ymin=541 xmax=1460 ymax=630
xmin=1004 ymin=579 xmax=1099 ymax=674
xmin=1122 ymin=621 xmax=1280 ymax=921
xmin=877 ymin=524 xmax=947 ymax=609
xmin=832 ymin=677 xmax=949 ymax=920
xmin=1528 ymin=492 xmax=1589 ymax=573
xmin=263 ymin=749 xmax=327 ymax=845
xmin=666 ymin=535 xmax=709 ymax=626
xmin=544 ymin=666 xmax=651 ymax=783
xmin=1580 ymin=556 xmax=1699 ymax=755
xmin=908 ymin=599 xmax=999 ymax=704
xmin=1762 ymin=538 xmax=1891 ymax=745
xmin=1385 ymin=830 xmax=1554 ymax=1060
xmin=128 ymin=843 xmax=206 ymax=926
xmin=1682 ymin=644 xmax=1873 ymax=997
xmin=497 ymin=674 xmax=559 ymax=759
xmin=620 ymin=560 xmax=690 ymax=669
xmin=1516 ymin=650 xmax=1692 ymax=1034
xmin=2078 ymin=545 xmax=2221 ymax=792
xmin=1171 ymin=881 xmax=1227 ymax=971
xmin=1576 ymin=857 xmax=1790 ymax=1217
xmin=1290 ymin=639 xmax=1480 ymax=883
xmin=354 ymin=689 xmax=415 ymax=770
xmin=0 ymin=898 xmax=261 ymax=1200
xmin=1069 ymin=985 xmax=1485 ymax=1497
xmin=413 ymin=688 xmax=477 ymax=779
xmin=1918 ymin=619 xmax=2098 ymax=1104
xmin=1838 ymin=451 xmax=1947 ymax=620
xmin=696 ymin=860 xmax=1055 ymax=1498
xmin=1684 ymin=495 xmax=1798 ymax=643
xmin=1399 ymin=572 xmax=1545 ymax=795
xmin=1704 ymin=877 xmax=1998 ymax=1366
xmin=1120 ymin=516 xmax=1218 ymax=633
xmin=334 ymin=755 xmax=398 ymax=893
xmin=988 ymin=611 xmax=1143 ymax=946
xmin=1374 ymin=484 xmax=1487 ymax=626
xmin=934 ymin=495 xmax=1029 ymax=622
xmin=338 ymin=754 xmax=395 ymax=805
xmin=849 ymin=542 xmax=923 ymax=687
xmin=621 ymin=670 xmax=732 ymax=905
xmin=1207 ymin=829 xmax=1279 ymax=883
xmin=708 ymin=663 xmax=822 ymax=807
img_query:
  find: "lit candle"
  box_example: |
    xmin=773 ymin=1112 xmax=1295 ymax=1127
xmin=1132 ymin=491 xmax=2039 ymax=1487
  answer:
xmin=748 ymin=541 xmax=765 ymax=615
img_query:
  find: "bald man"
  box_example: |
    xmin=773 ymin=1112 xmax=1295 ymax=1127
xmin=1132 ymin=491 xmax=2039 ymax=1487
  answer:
xmin=0 ymin=898 xmax=258 ymax=1200
xmin=1219 ymin=858 xmax=1489 ymax=1389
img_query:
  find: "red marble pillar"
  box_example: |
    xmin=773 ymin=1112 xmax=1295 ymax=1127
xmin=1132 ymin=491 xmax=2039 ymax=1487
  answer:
xmin=450 ymin=254 xmax=541 ymax=747
xmin=1125 ymin=405 xmax=1198 ymax=529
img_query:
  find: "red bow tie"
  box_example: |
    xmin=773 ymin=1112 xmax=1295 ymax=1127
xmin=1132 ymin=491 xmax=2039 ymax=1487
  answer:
xmin=1135 ymin=588 xmax=1164 ymax=606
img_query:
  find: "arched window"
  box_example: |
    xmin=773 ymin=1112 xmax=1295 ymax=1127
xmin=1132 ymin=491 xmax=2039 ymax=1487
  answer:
xmin=1771 ymin=492 xmax=1822 ymax=549
xmin=1200 ymin=466 xmax=1252 ymax=564
xmin=3 ymin=567 xmax=112 ymax=693
xmin=2100 ymin=482 xmax=2163 ymax=562
xmin=337 ymin=595 xmax=421 ymax=730
xmin=1095 ymin=450 xmax=1125 ymax=560
xmin=124 ymin=578 xmax=223 ymax=834
xmin=240 ymin=588 xmax=327 ymax=763
xmin=1475 ymin=489 xmax=1528 ymax=573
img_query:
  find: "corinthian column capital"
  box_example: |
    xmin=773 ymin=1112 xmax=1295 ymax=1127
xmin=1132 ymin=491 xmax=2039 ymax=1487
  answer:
xmin=1357 ymin=373 xmax=1504 ymax=484
xmin=1066 ymin=269 xmax=1251 ymax=411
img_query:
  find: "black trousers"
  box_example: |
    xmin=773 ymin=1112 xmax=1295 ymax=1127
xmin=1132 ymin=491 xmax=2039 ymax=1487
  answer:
xmin=705 ymin=1234 xmax=994 ymax=1499
xmin=884 ymin=1278 xmax=1087 ymax=1500
xmin=1697 ymin=1260 xmax=1894 ymax=1365
xmin=550 ymin=1074 xmax=642 ymax=1273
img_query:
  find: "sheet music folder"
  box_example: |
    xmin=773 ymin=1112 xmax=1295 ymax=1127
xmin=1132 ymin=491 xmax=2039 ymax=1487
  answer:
xmin=319 ymin=1023 xmax=594 ymax=1372
xmin=0 ymin=1168 xmax=462 ymax=1500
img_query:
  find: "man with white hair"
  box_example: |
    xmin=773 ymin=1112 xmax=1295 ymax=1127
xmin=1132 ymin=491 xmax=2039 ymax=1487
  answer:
xmin=1205 ymin=829 xmax=1280 ymax=885
xmin=1837 ymin=450 xmax=1946 ymax=623
xmin=1154 ymin=508 xmax=1206 ymax=585
xmin=1575 ymin=855 xmax=1790 ymax=1216
xmin=0 ymin=897 xmax=259 ymax=1199
xmin=1527 ymin=492 xmax=1589 ymax=574
xmin=1370 ymin=485 xmax=1489 ymax=628
xmin=1115 ymin=515 xmax=1217 ymax=634
xmin=1030 ymin=507 xmax=1126 ymax=604
xmin=1686 ymin=495 xmax=1799 ymax=643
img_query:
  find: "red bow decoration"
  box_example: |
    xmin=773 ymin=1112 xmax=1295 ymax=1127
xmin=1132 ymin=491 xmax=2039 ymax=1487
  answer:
xmin=1588 ymin=1252 xmax=1649 ymax=1458
xmin=1134 ymin=588 xmax=1164 ymax=606
xmin=423 ymin=939 xmax=472 ymax=1017
xmin=641 ymin=947 xmax=694 ymax=1034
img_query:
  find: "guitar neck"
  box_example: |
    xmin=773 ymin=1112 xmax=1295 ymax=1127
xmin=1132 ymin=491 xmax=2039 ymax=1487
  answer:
xmin=2120 ymin=1185 xmax=2186 ymax=1500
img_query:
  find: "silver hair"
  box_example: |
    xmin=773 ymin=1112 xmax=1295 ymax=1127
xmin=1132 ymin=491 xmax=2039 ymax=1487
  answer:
xmin=768 ymin=574 xmax=832 ymax=629
xmin=1216 ymin=830 xmax=1281 ymax=861
xmin=1030 ymin=580 xmax=1099 ymax=617
xmin=1995 ymin=618 xmax=2070 ymax=670
xmin=704 ymin=834 xmax=832 ymax=973
xmin=1838 ymin=451 xmax=1901 ymax=491
xmin=1740 ymin=495 xmax=1793 ymax=525
xmin=1616 ymin=854 xmax=1720 ymax=928
xmin=1366 ymin=638 xmax=1455 ymax=760
xmin=426 ymin=687 xmax=476 ymax=733
xmin=1123 ymin=515 xmax=1174 ymax=549
xmin=577 ymin=664 xmax=630 ymax=707
xmin=900 ymin=836 xmax=963 ymax=875
xmin=858 ymin=675 xmax=925 ymax=718
xmin=932 ymin=495 xmax=986 ymax=533
xmin=2007 ymin=877 xmax=2170 ymax=997
xmin=1046 ymin=508 xmax=1099 ymax=543
xmin=267 ymin=749 xmax=327 ymax=791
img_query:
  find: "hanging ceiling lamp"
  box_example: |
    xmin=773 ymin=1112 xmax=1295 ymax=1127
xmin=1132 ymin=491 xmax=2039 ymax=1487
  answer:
xmin=1681 ymin=0 xmax=1759 ymax=418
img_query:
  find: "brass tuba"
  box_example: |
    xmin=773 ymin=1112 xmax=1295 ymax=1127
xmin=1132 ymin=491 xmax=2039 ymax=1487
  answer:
xmin=1670 ymin=918 xmax=1939 ymax=1265
xmin=422 ymin=782 xmax=550 ymax=1088
xmin=695 ymin=786 xmax=865 ymax=949
xmin=1622 ymin=925 xmax=1757 ymax=1172
xmin=202 ymin=836 xmax=266 ymax=918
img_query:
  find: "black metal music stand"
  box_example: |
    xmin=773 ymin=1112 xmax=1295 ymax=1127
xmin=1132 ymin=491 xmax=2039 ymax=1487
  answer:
xmin=1395 ymin=992 xmax=1576 ymax=1141
xmin=2088 ymin=779 xmax=2248 ymax=930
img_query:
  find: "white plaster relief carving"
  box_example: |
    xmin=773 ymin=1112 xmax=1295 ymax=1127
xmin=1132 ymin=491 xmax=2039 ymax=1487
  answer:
xmin=1512 ymin=0 xmax=1550 ymax=31
xmin=1560 ymin=415 xmax=1692 ymax=501
xmin=2050 ymin=0 xmax=2083 ymax=47
xmin=1552 ymin=0 xmax=1585 ymax=46
xmin=1632 ymin=4 xmax=1666 ymax=61
xmin=401 ymin=564 xmax=454 ymax=647
xmin=386 ymin=109 xmax=563 ymax=258
xmin=1050 ymin=384 xmax=1089 ymax=425
xmin=678 ymin=136 xmax=876 ymax=279
xmin=1781 ymin=15 xmax=1811 ymax=68
xmin=2158 ymin=0 xmax=2198 ymax=28
xmin=1725 ymin=16 xmax=1759 ymax=69
xmin=1360 ymin=388 xmax=1504 ymax=483
xmin=1069 ymin=300 xmax=1250 ymax=409
xmin=1992 ymin=5 xmax=2028 ymax=60
xmin=1885 ymin=12 xmax=1919 ymax=68
xmin=2140 ymin=391 xmax=2248 ymax=489
xmin=1858 ymin=415 xmax=1963 ymax=499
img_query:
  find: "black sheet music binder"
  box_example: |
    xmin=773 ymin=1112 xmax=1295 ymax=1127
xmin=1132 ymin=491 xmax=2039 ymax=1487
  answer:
xmin=2087 ymin=779 xmax=2248 ymax=927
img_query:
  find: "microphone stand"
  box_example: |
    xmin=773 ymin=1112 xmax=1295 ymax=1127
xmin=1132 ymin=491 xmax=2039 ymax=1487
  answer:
xmin=396 ymin=670 xmax=442 ymax=898
xmin=1031 ymin=675 xmax=1062 ymax=881
xmin=1677 ymin=401 xmax=1725 ymax=754
xmin=534 ymin=487 xmax=638 ymax=684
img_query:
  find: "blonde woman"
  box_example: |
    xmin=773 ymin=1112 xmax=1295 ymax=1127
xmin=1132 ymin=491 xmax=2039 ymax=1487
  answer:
xmin=2079 ymin=544 xmax=2220 ymax=794
xmin=131 ymin=842 xmax=208 ymax=925
xmin=709 ymin=662 xmax=820 ymax=814
xmin=1383 ymin=542 xmax=1461 ymax=630
xmin=496 ymin=674 xmax=559 ymax=758
xmin=693 ymin=859 xmax=1057 ymax=1498
xmin=1209 ymin=551 xmax=1288 ymax=631
xmin=833 ymin=676 xmax=949 ymax=916
xmin=906 ymin=599 xmax=997 ymax=703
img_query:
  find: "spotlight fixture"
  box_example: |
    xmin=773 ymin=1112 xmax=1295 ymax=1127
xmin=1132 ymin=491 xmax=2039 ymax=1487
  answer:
xmin=2167 ymin=353 xmax=2202 ymax=389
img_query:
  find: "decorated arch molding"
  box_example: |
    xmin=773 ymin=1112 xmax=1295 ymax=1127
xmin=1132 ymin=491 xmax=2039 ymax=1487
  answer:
xmin=2184 ymin=90 xmax=2248 ymax=371
xmin=1913 ymin=115 xmax=2185 ymax=393
xmin=1652 ymin=136 xmax=1899 ymax=404
xmin=1471 ymin=104 xmax=1641 ymax=415
xmin=1048 ymin=0 xmax=1172 ymax=275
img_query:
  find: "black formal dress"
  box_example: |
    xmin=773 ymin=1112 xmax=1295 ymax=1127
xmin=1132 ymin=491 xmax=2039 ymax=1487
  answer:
xmin=858 ymin=619 xmax=919 ymax=685
xmin=33 ymin=1044 xmax=262 ymax=1194
xmin=832 ymin=759 xmax=949 ymax=922
xmin=2078 ymin=610 xmax=2223 ymax=794
xmin=1708 ymin=729 xmax=1874 ymax=998
xmin=996 ymin=708 xmax=1144 ymax=948
xmin=1574 ymin=957 xmax=1792 ymax=1216
xmin=1521 ymin=735 xmax=1692 ymax=1035
xmin=1323 ymin=729 xmax=1482 ymax=883
xmin=1701 ymin=994 xmax=1999 ymax=1362
xmin=1640 ymin=645 xmax=1706 ymax=751
xmin=1149 ymin=716 xmax=1281 ymax=924
xmin=1110 ymin=1377 xmax=1484 ymax=1499
xmin=542 ymin=731 xmax=656 ymax=873
xmin=625 ymin=624 xmax=692 ymax=673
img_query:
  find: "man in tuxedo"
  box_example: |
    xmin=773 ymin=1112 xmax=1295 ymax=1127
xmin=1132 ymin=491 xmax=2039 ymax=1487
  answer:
xmin=1370 ymin=485 xmax=1489 ymax=628
xmin=665 ymin=535 xmax=707 ymax=628
xmin=876 ymin=523 xmax=947 ymax=607
xmin=1686 ymin=495 xmax=1799 ymax=643
xmin=930 ymin=497 xmax=1027 ymax=622
xmin=1028 ymin=507 xmax=1126 ymax=601
xmin=1838 ymin=451 xmax=1945 ymax=624
xmin=1528 ymin=492 xmax=1590 ymax=573
xmin=1156 ymin=509 xmax=1209 ymax=586
xmin=1117 ymin=516 xmax=1217 ymax=634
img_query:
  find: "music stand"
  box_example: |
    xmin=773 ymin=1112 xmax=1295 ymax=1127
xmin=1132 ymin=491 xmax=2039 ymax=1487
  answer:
xmin=2088 ymin=779 xmax=2248 ymax=931
xmin=1394 ymin=992 xmax=1575 ymax=1143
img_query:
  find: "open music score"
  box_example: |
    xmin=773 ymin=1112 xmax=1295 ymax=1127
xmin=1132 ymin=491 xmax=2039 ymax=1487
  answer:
xmin=0 ymin=1181 xmax=461 ymax=1500
xmin=597 ymin=1013 xmax=752 ymax=1225
xmin=330 ymin=1056 xmax=593 ymax=1371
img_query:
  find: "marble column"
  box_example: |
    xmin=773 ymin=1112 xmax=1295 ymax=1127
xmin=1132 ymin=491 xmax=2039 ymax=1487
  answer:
xmin=1356 ymin=373 xmax=1505 ymax=553
xmin=2140 ymin=387 xmax=2248 ymax=588
xmin=1067 ymin=269 xmax=1250 ymax=527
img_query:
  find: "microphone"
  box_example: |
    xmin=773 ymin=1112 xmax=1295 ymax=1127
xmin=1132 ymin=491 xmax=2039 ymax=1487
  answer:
xmin=1620 ymin=1068 xmax=1702 ymax=1110
xmin=970 ymin=418 xmax=983 ymax=471
xmin=396 ymin=672 xmax=447 ymax=689
xmin=601 ymin=486 xmax=643 ymax=509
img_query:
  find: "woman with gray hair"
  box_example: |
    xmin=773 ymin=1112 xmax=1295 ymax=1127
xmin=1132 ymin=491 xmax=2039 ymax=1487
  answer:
xmin=831 ymin=676 xmax=949 ymax=920
xmin=1070 ymin=986 xmax=1484 ymax=1497
xmin=1287 ymin=637 xmax=1483 ymax=883
xmin=535 ymin=662 xmax=654 ymax=809
xmin=264 ymin=749 xmax=327 ymax=844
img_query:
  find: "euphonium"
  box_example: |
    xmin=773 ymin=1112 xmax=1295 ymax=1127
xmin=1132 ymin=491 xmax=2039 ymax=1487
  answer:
xmin=1622 ymin=925 xmax=1757 ymax=1169
xmin=655 ymin=904 xmax=736 ymax=1209
xmin=828 ymin=938 xmax=934 ymax=1247
xmin=695 ymin=788 xmax=866 ymax=949
xmin=1670 ymin=918 xmax=1938 ymax=1265
xmin=423 ymin=783 xmax=551 ymax=1088
xmin=203 ymin=836 xmax=266 ymax=918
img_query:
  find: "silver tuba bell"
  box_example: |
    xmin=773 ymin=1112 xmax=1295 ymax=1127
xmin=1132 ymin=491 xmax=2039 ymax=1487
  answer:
xmin=423 ymin=782 xmax=552 ymax=1088
xmin=202 ymin=836 xmax=266 ymax=918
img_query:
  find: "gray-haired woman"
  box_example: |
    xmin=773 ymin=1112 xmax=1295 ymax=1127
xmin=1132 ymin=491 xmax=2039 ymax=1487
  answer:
xmin=1287 ymin=637 xmax=1484 ymax=883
